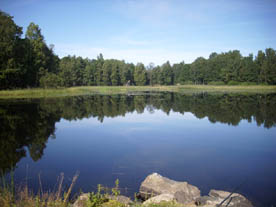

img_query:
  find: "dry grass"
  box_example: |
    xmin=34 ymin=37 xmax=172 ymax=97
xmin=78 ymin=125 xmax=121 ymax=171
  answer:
xmin=0 ymin=172 xmax=79 ymax=207
xmin=0 ymin=85 xmax=275 ymax=99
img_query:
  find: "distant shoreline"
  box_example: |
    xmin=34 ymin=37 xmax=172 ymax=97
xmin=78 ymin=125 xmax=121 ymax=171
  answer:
xmin=0 ymin=85 xmax=276 ymax=99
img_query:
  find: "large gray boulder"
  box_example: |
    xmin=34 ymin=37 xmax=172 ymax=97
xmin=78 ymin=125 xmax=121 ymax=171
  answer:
xmin=139 ymin=173 xmax=200 ymax=204
xmin=195 ymin=189 xmax=253 ymax=207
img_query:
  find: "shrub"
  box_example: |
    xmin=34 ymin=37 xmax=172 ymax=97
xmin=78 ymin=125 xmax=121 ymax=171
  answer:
xmin=208 ymin=81 xmax=225 ymax=85
xmin=39 ymin=73 xmax=64 ymax=88
xmin=182 ymin=81 xmax=194 ymax=85
xmin=227 ymin=80 xmax=240 ymax=85
xmin=239 ymin=82 xmax=257 ymax=86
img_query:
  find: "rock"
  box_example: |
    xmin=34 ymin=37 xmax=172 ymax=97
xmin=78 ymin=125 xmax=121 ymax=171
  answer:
xmin=72 ymin=193 xmax=89 ymax=207
xmin=142 ymin=193 xmax=176 ymax=206
xmin=195 ymin=195 xmax=218 ymax=206
xmin=194 ymin=190 xmax=253 ymax=207
xmin=139 ymin=173 xmax=200 ymax=204
xmin=106 ymin=195 xmax=133 ymax=205
xmin=209 ymin=190 xmax=253 ymax=207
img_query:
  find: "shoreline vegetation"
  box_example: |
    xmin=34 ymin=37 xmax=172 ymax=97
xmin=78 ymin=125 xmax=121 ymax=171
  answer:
xmin=0 ymin=85 xmax=276 ymax=99
xmin=0 ymin=172 xmax=253 ymax=207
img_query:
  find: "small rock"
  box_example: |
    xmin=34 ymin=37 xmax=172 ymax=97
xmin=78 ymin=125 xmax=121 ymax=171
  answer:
xmin=209 ymin=190 xmax=244 ymax=199
xmin=195 ymin=195 xmax=218 ymax=206
xmin=194 ymin=190 xmax=253 ymax=207
xmin=209 ymin=189 xmax=253 ymax=207
xmin=142 ymin=193 xmax=176 ymax=206
xmin=106 ymin=195 xmax=133 ymax=205
xmin=72 ymin=193 xmax=89 ymax=207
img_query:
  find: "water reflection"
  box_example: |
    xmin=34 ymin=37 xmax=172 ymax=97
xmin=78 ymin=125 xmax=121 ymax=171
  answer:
xmin=0 ymin=92 xmax=276 ymax=172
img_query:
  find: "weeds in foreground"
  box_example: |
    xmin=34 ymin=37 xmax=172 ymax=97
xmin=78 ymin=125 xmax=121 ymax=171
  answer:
xmin=1 ymin=174 xmax=188 ymax=207
xmin=86 ymin=179 xmax=121 ymax=207
xmin=0 ymin=171 xmax=79 ymax=207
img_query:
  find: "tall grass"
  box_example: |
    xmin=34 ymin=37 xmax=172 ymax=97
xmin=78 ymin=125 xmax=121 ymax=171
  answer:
xmin=0 ymin=85 xmax=275 ymax=99
xmin=0 ymin=172 xmax=79 ymax=207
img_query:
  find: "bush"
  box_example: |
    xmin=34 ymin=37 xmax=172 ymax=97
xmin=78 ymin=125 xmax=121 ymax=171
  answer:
xmin=227 ymin=80 xmax=240 ymax=85
xmin=239 ymin=82 xmax=257 ymax=86
xmin=208 ymin=81 xmax=225 ymax=85
xmin=40 ymin=73 xmax=64 ymax=88
xmin=182 ymin=81 xmax=194 ymax=85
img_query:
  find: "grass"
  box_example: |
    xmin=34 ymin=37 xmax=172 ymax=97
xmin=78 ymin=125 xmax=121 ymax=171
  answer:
xmin=0 ymin=175 xmax=192 ymax=207
xmin=0 ymin=85 xmax=276 ymax=99
xmin=0 ymin=172 xmax=79 ymax=207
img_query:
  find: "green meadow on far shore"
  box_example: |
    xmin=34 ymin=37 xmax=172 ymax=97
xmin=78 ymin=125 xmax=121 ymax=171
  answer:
xmin=0 ymin=85 xmax=276 ymax=99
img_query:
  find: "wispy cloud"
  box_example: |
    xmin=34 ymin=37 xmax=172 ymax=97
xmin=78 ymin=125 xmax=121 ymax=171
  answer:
xmin=55 ymin=42 xmax=211 ymax=65
xmin=113 ymin=0 xmax=175 ymax=26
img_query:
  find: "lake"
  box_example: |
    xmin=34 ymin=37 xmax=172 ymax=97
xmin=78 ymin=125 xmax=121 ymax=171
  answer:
xmin=1 ymin=92 xmax=276 ymax=206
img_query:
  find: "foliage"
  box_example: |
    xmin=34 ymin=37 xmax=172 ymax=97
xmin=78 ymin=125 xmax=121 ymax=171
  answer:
xmin=87 ymin=179 xmax=122 ymax=207
xmin=208 ymin=81 xmax=225 ymax=85
xmin=87 ymin=184 xmax=108 ymax=207
xmin=227 ymin=80 xmax=240 ymax=85
xmin=111 ymin=179 xmax=120 ymax=197
xmin=239 ymin=82 xmax=257 ymax=86
xmin=134 ymin=63 xmax=147 ymax=86
xmin=1 ymin=10 xmax=276 ymax=90
xmin=39 ymin=72 xmax=63 ymax=88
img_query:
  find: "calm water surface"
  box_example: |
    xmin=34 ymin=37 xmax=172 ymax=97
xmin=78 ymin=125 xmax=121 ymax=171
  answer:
xmin=1 ymin=92 xmax=276 ymax=206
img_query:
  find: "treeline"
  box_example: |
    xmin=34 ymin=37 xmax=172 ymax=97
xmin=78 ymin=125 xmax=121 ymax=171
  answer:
xmin=1 ymin=11 xmax=276 ymax=89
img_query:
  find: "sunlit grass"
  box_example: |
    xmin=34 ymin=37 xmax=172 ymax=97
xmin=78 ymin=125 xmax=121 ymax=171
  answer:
xmin=0 ymin=85 xmax=275 ymax=99
xmin=0 ymin=172 xmax=79 ymax=207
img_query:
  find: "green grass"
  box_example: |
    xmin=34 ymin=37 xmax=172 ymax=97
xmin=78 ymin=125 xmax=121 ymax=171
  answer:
xmin=0 ymin=85 xmax=275 ymax=99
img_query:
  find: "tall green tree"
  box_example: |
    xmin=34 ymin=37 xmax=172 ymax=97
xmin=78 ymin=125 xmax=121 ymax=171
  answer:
xmin=110 ymin=60 xmax=121 ymax=86
xmin=25 ymin=22 xmax=58 ymax=86
xmin=95 ymin=53 xmax=104 ymax=85
xmin=102 ymin=60 xmax=112 ymax=85
xmin=239 ymin=54 xmax=258 ymax=83
xmin=260 ymin=48 xmax=276 ymax=84
xmin=161 ymin=61 xmax=173 ymax=85
xmin=0 ymin=11 xmax=24 ymax=89
xmin=134 ymin=63 xmax=147 ymax=86
xmin=83 ymin=59 xmax=97 ymax=86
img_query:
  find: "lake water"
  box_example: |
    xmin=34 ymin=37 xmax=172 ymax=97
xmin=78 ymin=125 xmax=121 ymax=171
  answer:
xmin=1 ymin=92 xmax=276 ymax=206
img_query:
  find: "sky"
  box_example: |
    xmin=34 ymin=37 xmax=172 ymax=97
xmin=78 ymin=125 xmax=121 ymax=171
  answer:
xmin=1 ymin=0 xmax=276 ymax=66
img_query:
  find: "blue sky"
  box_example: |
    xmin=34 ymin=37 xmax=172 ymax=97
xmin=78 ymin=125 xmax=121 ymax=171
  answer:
xmin=1 ymin=0 xmax=276 ymax=66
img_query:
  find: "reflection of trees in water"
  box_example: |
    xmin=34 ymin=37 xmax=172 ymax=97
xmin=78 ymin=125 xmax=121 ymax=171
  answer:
xmin=0 ymin=101 xmax=59 ymax=173
xmin=1 ymin=93 xmax=276 ymax=172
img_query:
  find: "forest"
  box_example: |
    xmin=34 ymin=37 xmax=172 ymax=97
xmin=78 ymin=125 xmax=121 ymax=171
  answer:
xmin=1 ymin=10 xmax=276 ymax=90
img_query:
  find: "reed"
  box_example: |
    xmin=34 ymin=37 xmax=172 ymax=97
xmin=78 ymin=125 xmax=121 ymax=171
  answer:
xmin=0 ymin=172 xmax=79 ymax=207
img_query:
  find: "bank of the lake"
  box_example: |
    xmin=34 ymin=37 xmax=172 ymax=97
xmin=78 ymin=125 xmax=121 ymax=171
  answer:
xmin=0 ymin=173 xmax=254 ymax=207
xmin=0 ymin=85 xmax=276 ymax=99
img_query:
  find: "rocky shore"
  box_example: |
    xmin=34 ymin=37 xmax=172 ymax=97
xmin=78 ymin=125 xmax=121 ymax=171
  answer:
xmin=73 ymin=172 xmax=253 ymax=207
